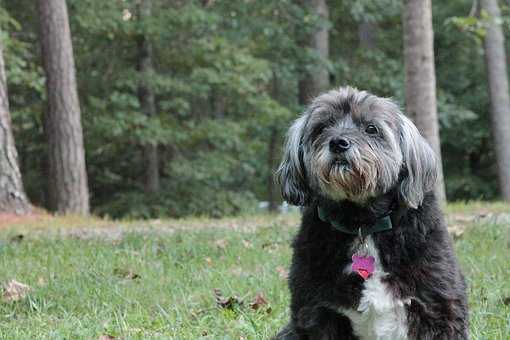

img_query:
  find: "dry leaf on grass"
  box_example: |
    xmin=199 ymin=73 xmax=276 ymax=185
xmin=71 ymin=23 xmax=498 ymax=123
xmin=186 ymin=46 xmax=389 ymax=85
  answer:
xmin=213 ymin=288 xmax=243 ymax=309
xmin=249 ymin=292 xmax=268 ymax=310
xmin=113 ymin=268 xmax=140 ymax=280
xmin=214 ymin=239 xmax=228 ymax=250
xmin=242 ymin=239 xmax=253 ymax=248
xmin=98 ymin=335 xmax=117 ymax=340
xmin=276 ymin=266 xmax=289 ymax=279
xmin=205 ymin=257 xmax=213 ymax=265
xmin=190 ymin=308 xmax=208 ymax=321
xmin=261 ymin=241 xmax=283 ymax=251
xmin=9 ymin=234 xmax=24 ymax=243
xmin=448 ymin=224 xmax=469 ymax=240
xmin=37 ymin=277 xmax=47 ymax=287
xmin=2 ymin=279 xmax=31 ymax=302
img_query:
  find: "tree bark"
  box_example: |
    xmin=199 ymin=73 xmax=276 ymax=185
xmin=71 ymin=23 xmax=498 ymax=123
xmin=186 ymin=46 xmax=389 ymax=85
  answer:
xmin=402 ymin=0 xmax=447 ymax=204
xmin=298 ymin=0 xmax=330 ymax=105
xmin=481 ymin=0 xmax=510 ymax=200
xmin=358 ymin=20 xmax=377 ymax=49
xmin=37 ymin=0 xmax=90 ymax=214
xmin=267 ymin=126 xmax=278 ymax=212
xmin=137 ymin=0 xmax=159 ymax=194
xmin=0 ymin=37 xmax=31 ymax=214
xmin=267 ymin=71 xmax=281 ymax=212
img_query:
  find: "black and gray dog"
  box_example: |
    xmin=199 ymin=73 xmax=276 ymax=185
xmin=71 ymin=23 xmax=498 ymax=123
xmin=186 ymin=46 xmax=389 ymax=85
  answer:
xmin=274 ymin=87 xmax=468 ymax=339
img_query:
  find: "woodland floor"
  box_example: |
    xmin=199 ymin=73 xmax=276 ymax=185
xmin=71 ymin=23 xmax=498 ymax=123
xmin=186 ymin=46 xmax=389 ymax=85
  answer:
xmin=0 ymin=202 xmax=508 ymax=339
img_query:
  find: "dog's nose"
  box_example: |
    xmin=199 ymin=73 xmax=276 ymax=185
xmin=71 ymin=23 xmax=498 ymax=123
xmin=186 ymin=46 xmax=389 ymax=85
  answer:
xmin=329 ymin=138 xmax=350 ymax=153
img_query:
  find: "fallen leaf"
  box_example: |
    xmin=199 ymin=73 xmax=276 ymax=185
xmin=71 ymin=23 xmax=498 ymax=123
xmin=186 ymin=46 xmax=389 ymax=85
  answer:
xmin=37 ymin=277 xmax=46 ymax=287
xmin=214 ymin=239 xmax=228 ymax=250
xmin=9 ymin=234 xmax=24 ymax=243
xmin=262 ymin=241 xmax=281 ymax=249
xmin=2 ymin=279 xmax=31 ymax=302
xmin=113 ymin=268 xmax=140 ymax=280
xmin=190 ymin=308 xmax=207 ymax=320
xmin=242 ymin=240 xmax=253 ymax=248
xmin=205 ymin=257 xmax=213 ymax=265
xmin=213 ymin=288 xmax=243 ymax=309
xmin=448 ymin=224 xmax=466 ymax=240
xmin=98 ymin=335 xmax=116 ymax=340
xmin=276 ymin=266 xmax=289 ymax=279
xmin=249 ymin=292 xmax=268 ymax=310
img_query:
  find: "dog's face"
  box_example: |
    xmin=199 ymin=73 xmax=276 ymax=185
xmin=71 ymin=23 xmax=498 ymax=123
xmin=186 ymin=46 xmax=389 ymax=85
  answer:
xmin=277 ymin=87 xmax=437 ymax=208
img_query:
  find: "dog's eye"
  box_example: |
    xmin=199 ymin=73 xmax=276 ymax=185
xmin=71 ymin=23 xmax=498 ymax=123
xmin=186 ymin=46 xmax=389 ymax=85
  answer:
xmin=365 ymin=124 xmax=379 ymax=135
xmin=312 ymin=124 xmax=326 ymax=139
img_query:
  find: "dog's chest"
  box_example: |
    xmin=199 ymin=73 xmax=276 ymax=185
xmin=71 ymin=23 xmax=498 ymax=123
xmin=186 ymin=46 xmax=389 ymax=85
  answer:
xmin=341 ymin=236 xmax=410 ymax=340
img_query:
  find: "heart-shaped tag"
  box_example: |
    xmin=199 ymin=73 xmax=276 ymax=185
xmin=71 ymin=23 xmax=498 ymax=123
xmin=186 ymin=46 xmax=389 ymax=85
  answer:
xmin=351 ymin=255 xmax=375 ymax=280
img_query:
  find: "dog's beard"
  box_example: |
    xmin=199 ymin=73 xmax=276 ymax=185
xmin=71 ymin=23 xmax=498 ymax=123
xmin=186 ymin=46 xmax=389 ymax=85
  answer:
xmin=311 ymin=144 xmax=390 ymax=202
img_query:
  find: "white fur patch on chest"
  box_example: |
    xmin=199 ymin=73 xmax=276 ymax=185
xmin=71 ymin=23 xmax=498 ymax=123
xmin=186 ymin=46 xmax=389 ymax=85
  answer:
xmin=340 ymin=236 xmax=410 ymax=340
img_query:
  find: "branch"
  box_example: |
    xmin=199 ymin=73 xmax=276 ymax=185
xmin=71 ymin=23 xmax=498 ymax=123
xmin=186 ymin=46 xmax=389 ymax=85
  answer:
xmin=469 ymin=0 xmax=478 ymax=17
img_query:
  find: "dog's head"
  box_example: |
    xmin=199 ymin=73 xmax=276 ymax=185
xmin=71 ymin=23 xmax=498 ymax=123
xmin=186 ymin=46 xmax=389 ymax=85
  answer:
xmin=276 ymin=86 xmax=437 ymax=208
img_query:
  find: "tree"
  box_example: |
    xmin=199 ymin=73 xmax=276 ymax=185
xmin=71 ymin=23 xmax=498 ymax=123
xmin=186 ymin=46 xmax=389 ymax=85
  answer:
xmin=267 ymin=73 xmax=281 ymax=212
xmin=480 ymin=0 xmax=510 ymax=200
xmin=137 ymin=0 xmax=159 ymax=193
xmin=402 ymin=0 xmax=446 ymax=204
xmin=298 ymin=0 xmax=330 ymax=104
xmin=0 ymin=36 xmax=30 ymax=214
xmin=358 ymin=20 xmax=377 ymax=49
xmin=37 ymin=0 xmax=90 ymax=214
xmin=5 ymin=0 xmax=506 ymax=218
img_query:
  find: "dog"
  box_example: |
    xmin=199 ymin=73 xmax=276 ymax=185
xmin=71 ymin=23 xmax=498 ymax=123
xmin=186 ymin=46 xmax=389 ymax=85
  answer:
xmin=274 ymin=87 xmax=468 ymax=339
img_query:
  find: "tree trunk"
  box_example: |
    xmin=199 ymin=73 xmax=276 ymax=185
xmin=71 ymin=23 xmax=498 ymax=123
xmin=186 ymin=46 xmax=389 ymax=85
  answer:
xmin=358 ymin=20 xmax=377 ymax=49
xmin=0 ymin=37 xmax=31 ymax=214
xmin=402 ymin=0 xmax=446 ymax=204
xmin=481 ymin=0 xmax=510 ymax=200
xmin=268 ymin=72 xmax=281 ymax=212
xmin=37 ymin=0 xmax=90 ymax=214
xmin=298 ymin=0 xmax=330 ymax=105
xmin=137 ymin=0 xmax=159 ymax=194
xmin=267 ymin=126 xmax=278 ymax=212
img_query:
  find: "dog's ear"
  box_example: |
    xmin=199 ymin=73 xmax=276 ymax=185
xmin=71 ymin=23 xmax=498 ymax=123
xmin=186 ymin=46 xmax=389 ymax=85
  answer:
xmin=275 ymin=114 xmax=310 ymax=206
xmin=398 ymin=114 xmax=438 ymax=209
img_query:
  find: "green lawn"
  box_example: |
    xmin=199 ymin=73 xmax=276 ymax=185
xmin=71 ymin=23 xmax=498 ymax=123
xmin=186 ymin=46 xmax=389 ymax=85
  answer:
xmin=0 ymin=210 xmax=508 ymax=339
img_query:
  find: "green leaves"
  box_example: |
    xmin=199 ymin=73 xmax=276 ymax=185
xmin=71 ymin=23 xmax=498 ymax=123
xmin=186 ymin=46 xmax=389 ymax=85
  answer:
xmin=445 ymin=15 xmax=487 ymax=40
xmin=2 ymin=0 xmax=506 ymax=216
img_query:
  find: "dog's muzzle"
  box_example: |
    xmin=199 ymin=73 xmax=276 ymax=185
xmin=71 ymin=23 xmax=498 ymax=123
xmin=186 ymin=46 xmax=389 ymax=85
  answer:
xmin=329 ymin=137 xmax=351 ymax=153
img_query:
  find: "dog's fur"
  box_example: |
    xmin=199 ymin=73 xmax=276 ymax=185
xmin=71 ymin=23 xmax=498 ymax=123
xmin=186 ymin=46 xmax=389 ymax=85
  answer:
xmin=274 ymin=87 xmax=468 ymax=339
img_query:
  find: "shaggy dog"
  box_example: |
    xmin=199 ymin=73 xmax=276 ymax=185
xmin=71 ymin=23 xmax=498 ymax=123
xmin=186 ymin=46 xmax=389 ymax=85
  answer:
xmin=274 ymin=87 xmax=468 ymax=339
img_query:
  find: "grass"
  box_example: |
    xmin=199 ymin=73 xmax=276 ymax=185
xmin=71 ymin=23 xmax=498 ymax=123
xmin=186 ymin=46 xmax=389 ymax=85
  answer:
xmin=0 ymin=208 xmax=508 ymax=339
xmin=445 ymin=200 xmax=510 ymax=215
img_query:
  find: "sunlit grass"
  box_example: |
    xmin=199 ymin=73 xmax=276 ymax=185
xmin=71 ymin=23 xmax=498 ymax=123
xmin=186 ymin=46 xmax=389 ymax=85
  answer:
xmin=445 ymin=200 xmax=510 ymax=215
xmin=0 ymin=209 xmax=507 ymax=338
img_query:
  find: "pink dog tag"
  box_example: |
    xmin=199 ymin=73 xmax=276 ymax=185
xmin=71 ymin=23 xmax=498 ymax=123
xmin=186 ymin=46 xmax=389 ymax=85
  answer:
xmin=351 ymin=255 xmax=375 ymax=280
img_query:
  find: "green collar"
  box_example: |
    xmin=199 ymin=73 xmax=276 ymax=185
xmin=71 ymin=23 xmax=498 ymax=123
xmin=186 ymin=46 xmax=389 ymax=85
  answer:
xmin=317 ymin=205 xmax=393 ymax=238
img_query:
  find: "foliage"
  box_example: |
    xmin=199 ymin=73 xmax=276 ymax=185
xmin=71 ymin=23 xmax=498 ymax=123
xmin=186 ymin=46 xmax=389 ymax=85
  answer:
xmin=0 ymin=0 xmax=507 ymax=217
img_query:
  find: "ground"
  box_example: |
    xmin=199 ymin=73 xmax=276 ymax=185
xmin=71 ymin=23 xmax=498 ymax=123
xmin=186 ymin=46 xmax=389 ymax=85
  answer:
xmin=0 ymin=203 xmax=508 ymax=339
